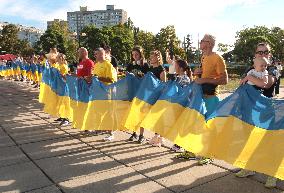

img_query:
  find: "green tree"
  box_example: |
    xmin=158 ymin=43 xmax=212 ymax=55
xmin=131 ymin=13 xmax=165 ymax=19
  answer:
xmin=80 ymin=25 xmax=111 ymax=54
xmin=35 ymin=21 xmax=78 ymax=62
xmin=154 ymin=25 xmax=185 ymax=62
xmin=135 ymin=30 xmax=155 ymax=59
xmin=182 ymin=34 xmax=197 ymax=63
xmin=0 ymin=24 xmax=20 ymax=54
xmin=16 ymin=39 xmax=35 ymax=56
xmin=81 ymin=24 xmax=134 ymax=63
xmin=124 ymin=17 xmax=135 ymax=30
xmin=270 ymin=27 xmax=284 ymax=60
xmin=217 ymin=43 xmax=232 ymax=53
xmin=109 ymin=24 xmax=134 ymax=64
xmin=233 ymin=26 xmax=272 ymax=64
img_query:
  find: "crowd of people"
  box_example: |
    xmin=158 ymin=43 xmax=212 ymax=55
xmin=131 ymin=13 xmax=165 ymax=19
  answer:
xmin=0 ymin=34 xmax=283 ymax=189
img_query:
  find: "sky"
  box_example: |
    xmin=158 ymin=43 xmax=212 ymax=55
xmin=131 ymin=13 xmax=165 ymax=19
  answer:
xmin=0 ymin=0 xmax=283 ymax=49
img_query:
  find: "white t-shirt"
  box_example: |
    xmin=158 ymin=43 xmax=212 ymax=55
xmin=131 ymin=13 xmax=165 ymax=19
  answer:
xmin=247 ymin=69 xmax=268 ymax=85
xmin=276 ymin=64 xmax=283 ymax=78
xmin=169 ymin=63 xmax=176 ymax=74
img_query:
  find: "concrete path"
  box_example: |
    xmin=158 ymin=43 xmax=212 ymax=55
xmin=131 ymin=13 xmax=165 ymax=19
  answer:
xmin=0 ymin=78 xmax=283 ymax=193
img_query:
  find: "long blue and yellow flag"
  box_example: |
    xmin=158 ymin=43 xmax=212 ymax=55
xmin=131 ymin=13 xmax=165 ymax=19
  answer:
xmin=205 ymin=84 xmax=284 ymax=180
xmin=38 ymin=66 xmax=284 ymax=180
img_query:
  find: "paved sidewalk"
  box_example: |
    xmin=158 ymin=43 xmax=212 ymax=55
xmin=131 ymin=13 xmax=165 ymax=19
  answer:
xmin=0 ymin=78 xmax=283 ymax=193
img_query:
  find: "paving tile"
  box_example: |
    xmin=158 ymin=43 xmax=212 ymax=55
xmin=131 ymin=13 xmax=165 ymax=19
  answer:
xmin=132 ymin=157 xmax=230 ymax=192
xmin=9 ymin=126 xmax=69 ymax=144
xmin=20 ymin=137 xmax=91 ymax=160
xmin=0 ymin=162 xmax=52 ymax=193
xmin=59 ymin=165 xmax=172 ymax=193
xmin=184 ymin=174 xmax=282 ymax=193
xmin=250 ymin=173 xmax=284 ymax=191
xmin=212 ymin=159 xmax=239 ymax=172
xmin=35 ymin=149 xmax=123 ymax=183
xmin=26 ymin=185 xmax=62 ymax=193
xmin=4 ymin=124 xmax=55 ymax=134
xmin=0 ymin=135 xmax=16 ymax=148
xmin=0 ymin=146 xmax=29 ymax=167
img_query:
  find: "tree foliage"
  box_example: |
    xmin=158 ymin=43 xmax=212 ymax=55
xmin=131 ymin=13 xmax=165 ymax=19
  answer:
xmin=81 ymin=24 xmax=134 ymax=63
xmin=154 ymin=25 xmax=186 ymax=62
xmin=35 ymin=21 xmax=78 ymax=62
xmin=182 ymin=34 xmax=198 ymax=63
xmin=134 ymin=30 xmax=155 ymax=59
xmin=0 ymin=24 xmax=35 ymax=56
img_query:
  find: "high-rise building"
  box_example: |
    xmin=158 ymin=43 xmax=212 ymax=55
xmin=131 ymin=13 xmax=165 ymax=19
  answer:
xmin=67 ymin=5 xmax=127 ymax=35
xmin=0 ymin=22 xmax=43 ymax=45
xmin=47 ymin=19 xmax=68 ymax=29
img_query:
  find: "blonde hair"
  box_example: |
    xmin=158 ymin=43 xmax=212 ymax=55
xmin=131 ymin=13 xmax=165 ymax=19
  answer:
xmin=57 ymin=53 xmax=67 ymax=65
xmin=150 ymin=50 xmax=163 ymax=65
xmin=253 ymin=57 xmax=269 ymax=66
xmin=204 ymin=34 xmax=216 ymax=48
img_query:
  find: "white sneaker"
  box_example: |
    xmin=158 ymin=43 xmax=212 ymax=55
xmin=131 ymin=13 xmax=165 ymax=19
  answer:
xmin=104 ymin=135 xmax=114 ymax=141
xmin=176 ymin=148 xmax=185 ymax=153
xmin=60 ymin=120 xmax=70 ymax=127
xmin=171 ymin=145 xmax=180 ymax=152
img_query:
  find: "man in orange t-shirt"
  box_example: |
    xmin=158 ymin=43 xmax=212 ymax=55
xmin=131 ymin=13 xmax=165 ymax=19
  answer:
xmin=192 ymin=34 xmax=228 ymax=165
xmin=194 ymin=34 xmax=228 ymax=115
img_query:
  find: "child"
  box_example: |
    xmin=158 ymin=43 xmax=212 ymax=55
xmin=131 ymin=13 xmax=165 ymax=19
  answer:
xmin=240 ymin=57 xmax=269 ymax=90
xmin=170 ymin=59 xmax=193 ymax=153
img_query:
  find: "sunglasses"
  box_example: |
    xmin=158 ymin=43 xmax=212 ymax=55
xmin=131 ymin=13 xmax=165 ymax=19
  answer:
xmin=256 ymin=50 xmax=269 ymax=55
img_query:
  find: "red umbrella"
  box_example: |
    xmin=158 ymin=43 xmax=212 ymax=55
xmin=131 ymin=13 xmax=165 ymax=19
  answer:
xmin=0 ymin=54 xmax=17 ymax=60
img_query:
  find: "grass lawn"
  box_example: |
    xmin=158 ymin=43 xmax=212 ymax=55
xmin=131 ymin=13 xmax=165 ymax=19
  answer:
xmin=219 ymin=78 xmax=240 ymax=93
xmin=219 ymin=77 xmax=284 ymax=93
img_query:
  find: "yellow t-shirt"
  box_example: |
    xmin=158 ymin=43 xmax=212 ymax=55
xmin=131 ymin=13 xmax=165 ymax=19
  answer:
xmin=58 ymin=63 xmax=69 ymax=76
xmin=201 ymin=53 xmax=226 ymax=95
xmin=92 ymin=60 xmax=117 ymax=84
xmin=51 ymin=62 xmax=59 ymax=69
xmin=201 ymin=53 xmax=226 ymax=79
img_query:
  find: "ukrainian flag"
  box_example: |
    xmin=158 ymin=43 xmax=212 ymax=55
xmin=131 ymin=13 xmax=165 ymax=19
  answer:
xmin=40 ymin=67 xmax=141 ymax=131
xmin=20 ymin=62 xmax=27 ymax=77
xmin=37 ymin=64 xmax=44 ymax=82
xmin=206 ymin=84 xmax=284 ymax=180
xmin=140 ymin=82 xmax=208 ymax=152
xmin=81 ymin=73 xmax=139 ymax=131
xmin=11 ymin=62 xmax=18 ymax=76
xmin=39 ymin=67 xmax=90 ymax=129
xmin=0 ymin=65 xmax=6 ymax=77
xmin=64 ymin=75 xmax=90 ymax=129
xmin=26 ymin=64 xmax=32 ymax=80
xmin=39 ymin=67 xmax=64 ymax=116
xmin=123 ymin=73 xmax=166 ymax=132
xmin=39 ymin=67 xmax=284 ymax=180
xmin=7 ymin=65 xmax=12 ymax=77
